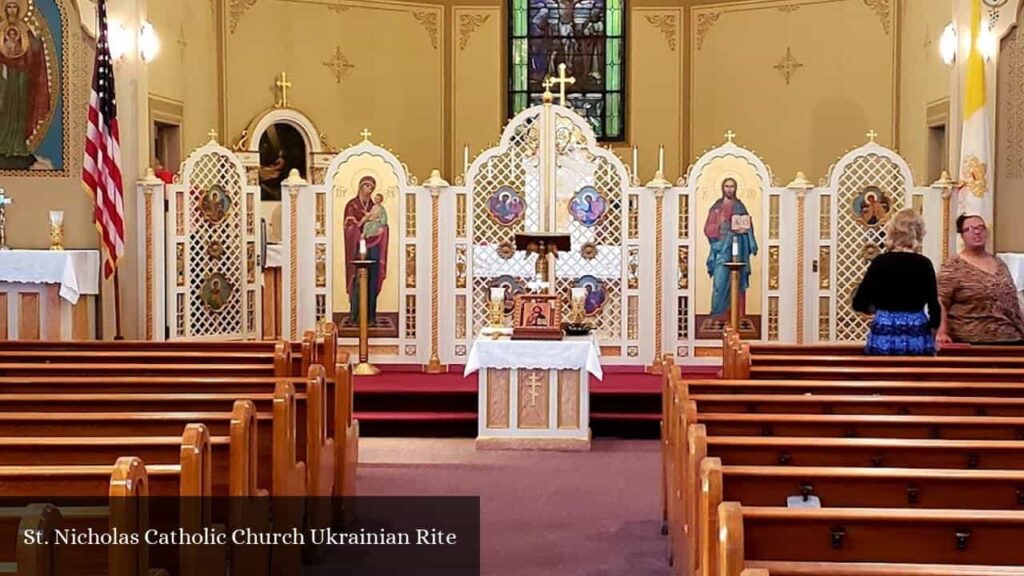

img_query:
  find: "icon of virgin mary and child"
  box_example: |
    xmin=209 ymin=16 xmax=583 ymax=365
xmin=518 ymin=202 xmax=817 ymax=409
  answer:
xmin=343 ymin=176 xmax=389 ymax=325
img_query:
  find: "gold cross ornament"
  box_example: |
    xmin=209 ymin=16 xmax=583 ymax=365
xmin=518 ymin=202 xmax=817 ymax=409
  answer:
xmin=525 ymin=372 xmax=544 ymax=407
xmin=360 ymin=128 xmax=372 ymax=142
xmin=275 ymin=72 xmax=293 ymax=108
xmin=866 ymin=130 xmax=879 ymax=142
xmin=550 ymin=63 xmax=576 ymax=107
xmin=725 ymin=130 xmax=736 ymax=143
xmin=208 ymin=129 xmax=218 ymax=143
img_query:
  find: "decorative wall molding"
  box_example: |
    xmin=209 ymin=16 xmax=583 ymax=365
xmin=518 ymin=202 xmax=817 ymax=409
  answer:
xmin=323 ymin=46 xmax=355 ymax=84
xmin=645 ymin=14 xmax=678 ymax=51
xmin=413 ymin=11 xmax=440 ymax=50
xmin=778 ymin=4 xmax=801 ymax=13
xmin=773 ymin=47 xmax=804 ymax=85
xmin=695 ymin=11 xmax=721 ymax=51
xmin=862 ymin=0 xmax=891 ymax=35
xmin=1001 ymin=22 xmax=1024 ymax=178
xmin=458 ymin=13 xmax=490 ymax=50
xmin=229 ymin=0 xmax=258 ymax=34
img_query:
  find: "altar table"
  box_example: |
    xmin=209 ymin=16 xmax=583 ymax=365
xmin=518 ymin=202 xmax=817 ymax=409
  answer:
xmin=0 ymin=250 xmax=99 ymax=340
xmin=465 ymin=336 xmax=601 ymax=451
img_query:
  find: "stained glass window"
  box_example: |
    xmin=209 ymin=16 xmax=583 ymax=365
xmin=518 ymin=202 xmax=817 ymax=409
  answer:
xmin=509 ymin=0 xmax=625 ymax=140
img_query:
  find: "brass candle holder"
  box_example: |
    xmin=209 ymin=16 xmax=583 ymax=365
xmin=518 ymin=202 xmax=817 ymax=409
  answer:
xmin=562 ymin=287 xmax=591 ymax=336
xmin=49 ymin=211 xmax=64 ymax=251
xmin=489 ymin=287 xmax=505 ymax=328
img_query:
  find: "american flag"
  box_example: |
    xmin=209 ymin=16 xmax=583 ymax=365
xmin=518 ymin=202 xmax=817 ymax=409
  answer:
xmin=81 ymin=0 xmax=124 ymax=278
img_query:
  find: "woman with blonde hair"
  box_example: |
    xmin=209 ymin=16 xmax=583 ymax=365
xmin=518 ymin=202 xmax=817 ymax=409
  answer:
xmin=852 ymin=208 xmax=940 ymax=355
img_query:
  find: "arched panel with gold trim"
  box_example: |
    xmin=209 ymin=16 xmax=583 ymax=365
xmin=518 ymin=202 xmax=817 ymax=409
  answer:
xmin=165 ymin=138 xmax=262 ymax=340
xmin=282 ymin=137 xmax=430 ymax=363
xmin=444 ymin=101 xmax=652 ymax=364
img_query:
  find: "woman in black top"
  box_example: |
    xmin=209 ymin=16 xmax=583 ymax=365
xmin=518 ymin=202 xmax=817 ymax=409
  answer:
xmin=852 ymin=208 xmax=940 ymax=355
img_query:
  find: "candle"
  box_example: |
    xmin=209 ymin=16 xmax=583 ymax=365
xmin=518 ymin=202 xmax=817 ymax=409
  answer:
xmin=359 ymin=238 xmax=367 ymax=257
xmin=571 ymin=287 xmax=586 ymax=303
xmin=49 ymin=210 xmax=63 ymax=226
xmin=731 ymin=235 xmax=739 ymax=259
xmin=490 ymin=287 xmax=505 ymax=303
xmin=463 ymin=144 xmax=469 ymax=175
xmin=658 ymin=145 xmax=665 ymax=174
xmin=631 ymin=145 xmax=638 ymax=178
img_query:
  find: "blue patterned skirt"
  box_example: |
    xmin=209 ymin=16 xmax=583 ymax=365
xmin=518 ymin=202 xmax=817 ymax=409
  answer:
xmin=865 ymin=310 xmax=935 ymax=356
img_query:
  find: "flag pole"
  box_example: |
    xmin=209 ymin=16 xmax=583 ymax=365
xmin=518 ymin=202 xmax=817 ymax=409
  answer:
xmin=112 ymin=266 xmax=123 ymax=340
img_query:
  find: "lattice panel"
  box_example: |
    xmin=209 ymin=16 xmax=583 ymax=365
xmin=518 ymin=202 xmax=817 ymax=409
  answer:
xmin=184 ymin=150 xmax=247 ymax=338
xmin=470 ymin=111 xmax=542 ymax=333
xmin=834 ymin=154 xmax=906 ymax=342
xmin=550 ymin=111 xmax=625 ymax=340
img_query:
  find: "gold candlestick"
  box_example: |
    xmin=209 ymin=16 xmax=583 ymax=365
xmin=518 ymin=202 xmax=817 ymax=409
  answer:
xmin=49 ymin=211 xmax=64 ymax=251
xmin=352 ymin=259 xmax=379 ymax=376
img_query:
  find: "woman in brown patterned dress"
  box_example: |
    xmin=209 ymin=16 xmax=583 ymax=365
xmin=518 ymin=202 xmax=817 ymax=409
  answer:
xmin=936 ymin=214 xmax=1024 ymax=346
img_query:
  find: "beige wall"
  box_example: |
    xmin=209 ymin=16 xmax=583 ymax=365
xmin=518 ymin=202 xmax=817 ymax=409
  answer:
xmin=899 ymin=0 xmax=953 ymax=185
xmin=147 ymin=0 xmax=219 ymax=158
xmin=689 ymin=0 xmax=898 ymax=184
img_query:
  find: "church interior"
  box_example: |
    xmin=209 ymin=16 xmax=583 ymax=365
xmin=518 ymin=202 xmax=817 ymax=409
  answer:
xmin=1 ymin=0 xmax=1024 ymax=574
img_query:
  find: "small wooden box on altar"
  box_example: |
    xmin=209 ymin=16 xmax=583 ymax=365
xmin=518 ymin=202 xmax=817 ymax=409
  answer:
xmin=464 ymin=336 xmax=600 ymax=451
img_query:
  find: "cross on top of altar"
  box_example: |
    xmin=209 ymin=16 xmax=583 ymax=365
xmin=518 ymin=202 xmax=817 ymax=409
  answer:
xmin=275 ymin=72 xmax=293 ymax=108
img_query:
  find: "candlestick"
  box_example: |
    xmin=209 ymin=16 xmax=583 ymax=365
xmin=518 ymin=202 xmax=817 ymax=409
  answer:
xmin=731 ymin=235 xmax=739 ymax=260
xmin=658 ymin=145 xmax=664 ymax=175
xmin=464 ymin=144 xmax=470 ymax=176
xmin=49 ymin=210 xmax=64 ymax=252
xmin=571 ymin=287 xmax=586 ymax=303
xmin=631 ymin=145 xmax=638 ymax=180
xmin=359 ymin=238 xmax=367 ymax=257
xmin=490 ymin=287 xmax=505 ymax=303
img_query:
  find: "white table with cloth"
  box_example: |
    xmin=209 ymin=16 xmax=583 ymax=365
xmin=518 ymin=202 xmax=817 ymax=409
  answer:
xmin=0 ymin=250 xmax=100 ymax=340
xmin=997 ymin=253 xmax=1024 ymax=314
xmin=465 ymin=335 xmax=601 ymax=451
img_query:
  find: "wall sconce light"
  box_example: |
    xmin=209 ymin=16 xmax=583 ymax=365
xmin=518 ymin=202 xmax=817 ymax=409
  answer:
xmin=139 ymin=22 xmax=159 ymax=63
xmin=978 ymin=22 xmax=997 ymax=61
xmin=107 ymin=20 xmax=130 ymax=62
xmin=940 ymin=23 xmax=957 ymax=65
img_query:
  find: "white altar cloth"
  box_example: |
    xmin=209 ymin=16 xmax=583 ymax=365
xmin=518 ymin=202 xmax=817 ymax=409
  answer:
xmin=464 ymin=335 xmax=603 ymax=380
xmin=0 ymin=250 xmax=100 ymax=304
xmin=998 ymin=253 xmax=1024 ymax=292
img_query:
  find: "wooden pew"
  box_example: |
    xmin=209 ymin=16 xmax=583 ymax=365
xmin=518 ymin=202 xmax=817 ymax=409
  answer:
xmin=696 ymin=412 xmax=1024 ymax=440
xmin=698 ymin=457 xmax=1024 ymax=576
xmin=718 ymin=503 xmax=1024 ymax=576
xmin=748 ymin=366 xmax=1024 ymax=382
xmin=687 ymin=379 xmax=1024 ymax=398
xmin=692 ymin=393 xmax=1024 ymax=417
xmin=748 ymin=343 xmax=1023 ymax=357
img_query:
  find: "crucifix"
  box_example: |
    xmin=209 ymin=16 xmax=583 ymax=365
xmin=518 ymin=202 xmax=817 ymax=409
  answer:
xmin=525 ymin=372 xmax=544 ymax=407
xmin=275 ymin=72 xmax=293 ymax=108
xmin=208 ymin=128 xmax=219 ymax=143
xmin=866 ymin=129 xmax=879 ymax=142
xmin=360 ymin=128 xmax=372 ymax=142
xmin=725 ymin=130 xmax=737 ymax=143
xmin=0 ymin=188 xmax=10 ymax=250
xmin=549 ymin=63 xmax=576 ymax=107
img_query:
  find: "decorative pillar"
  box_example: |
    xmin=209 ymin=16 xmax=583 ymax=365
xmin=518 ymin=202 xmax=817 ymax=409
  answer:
xmin=646 ymin=170 xmax=672 ymax=374
xmin=932 ymin=171 xmax=958 ymax=263
xmin=423 ymin=170 xmax=449 ymax=374
xmin=787 ymin=172 xmax=813 ymax=344
xmin=283 ymin=171 xmax=307 ymax=340
xmin=137 ymin=169 xmax=163 ymax=340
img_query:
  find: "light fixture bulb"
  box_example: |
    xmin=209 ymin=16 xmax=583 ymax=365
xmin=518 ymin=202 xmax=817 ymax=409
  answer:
xmin=978 ymin=23 xmax=997 ymax=61
xmin=108 ymin=20 xmax=130 ymax=61
xmin=139 ymin=21 xmax=160 ymax=63
xmin=940 ymin=23 xmax=957 ymax=65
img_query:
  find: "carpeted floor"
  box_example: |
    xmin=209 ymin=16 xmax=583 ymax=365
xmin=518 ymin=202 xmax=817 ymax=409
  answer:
xmin=354 ymin=438 xmax=668 ymax=576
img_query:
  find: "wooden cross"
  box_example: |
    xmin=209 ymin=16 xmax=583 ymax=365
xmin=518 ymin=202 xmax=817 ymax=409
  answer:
xmin=525 ymin=372 xmax=544 ymax=407
xmin=725 ymin=130 xmax=736 ymax=143
xmin=208 ymin=128 xmax=218 ymax=143
xmin=275 ymin=72 xmax=293 ymax=108
xmin=866 ymin=130 xmax=878 ymax=142
xmin=550 ymin=63 xmax=576 ymax=107
xmin=360 ymin=128 xmax=372 ymax=142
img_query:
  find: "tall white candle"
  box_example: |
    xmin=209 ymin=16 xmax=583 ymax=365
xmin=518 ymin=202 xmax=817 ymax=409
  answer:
xmin=463 ymin=144 xmax=469 ymax=175
xmin=731 ymin=235 xmax=739 ymax=259
xmin=49 ymin=210 xmax=63 ymax=226
xmin=658 ymin=145 xmax=665 ymax=174
xmin=571 ymin=287 xmax=586 ymax=302
xmin=631 ymin=145 xmax=638 ymax=178
xmin=359 ymin=238 xmax=367 ymax=257
xmin=490 ymin=287 xmax=505 ymax=303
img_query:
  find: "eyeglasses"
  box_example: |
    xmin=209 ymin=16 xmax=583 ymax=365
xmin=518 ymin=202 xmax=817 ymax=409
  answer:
xmin=962 ymin=225 xmax=988 ymax=234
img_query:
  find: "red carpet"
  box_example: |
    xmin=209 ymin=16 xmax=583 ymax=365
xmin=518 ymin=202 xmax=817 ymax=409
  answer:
xmin=352 ymin=364 xmax=718 ymax=438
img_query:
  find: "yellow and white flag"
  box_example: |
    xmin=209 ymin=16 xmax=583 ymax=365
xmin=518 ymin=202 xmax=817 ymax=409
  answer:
xmin=958 ymin=0 xmax=992 ymax=221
